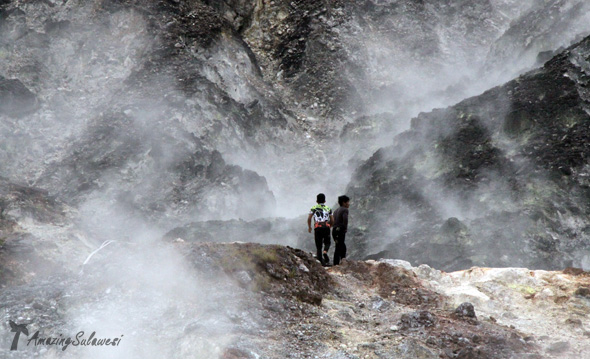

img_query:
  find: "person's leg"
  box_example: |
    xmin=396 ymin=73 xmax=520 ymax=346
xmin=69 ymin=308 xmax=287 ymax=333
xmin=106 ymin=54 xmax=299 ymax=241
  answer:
xmin=333 ymin=231 xmax=342 ymax=265
xmin=341 ymin=232 xmax=347 ymax=260
xmin=334 ymin=232 xmax=347 ymax=265
xmin=314 ymin=230 xmax=324 ymax=264
xmin=322 ymin=228 xmax=331 ymax=265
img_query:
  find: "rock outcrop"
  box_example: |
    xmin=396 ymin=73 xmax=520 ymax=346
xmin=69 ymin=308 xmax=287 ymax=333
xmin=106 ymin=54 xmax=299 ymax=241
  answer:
xmin=348 ymin=35 xmax=590 ymax=271
xmin=486 ymin=0 xmax=590 ymax=81
xmin=2 ymin=242 xmax=588 ymax=358
xmin=0 ymin=177 xmax=90 ymax=287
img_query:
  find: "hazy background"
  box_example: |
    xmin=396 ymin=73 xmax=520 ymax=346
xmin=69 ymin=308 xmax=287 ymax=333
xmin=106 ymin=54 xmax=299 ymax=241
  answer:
xmin=2 ymin=0 xmax=590 ymax=356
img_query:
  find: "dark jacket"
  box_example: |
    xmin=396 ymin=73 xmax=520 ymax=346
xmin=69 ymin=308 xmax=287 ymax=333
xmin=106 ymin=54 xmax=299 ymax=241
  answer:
xmin=332 ymin=207 xmax=349 ymax=233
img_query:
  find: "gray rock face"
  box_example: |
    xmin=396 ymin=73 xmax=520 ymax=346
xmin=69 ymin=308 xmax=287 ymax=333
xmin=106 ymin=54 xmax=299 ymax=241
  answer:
xmin=231 ymin=0 xmax=549 ymax=120
xmin=2 ymin=0 xmax=589 ymax=223
xmin=486 ymin=0 xmax=590 ymax=81
xmin=349 ymin=35 xmax=590 ymax=271
xmin=0 ymin=177 xmax=89 ymax=286
xmin=35 ymin=110 xmax=276 ymax=225
xmin=0 ymin=0 xmax=288 ymax=225
xmin=0 ymin=76 xmax=37 ymax=117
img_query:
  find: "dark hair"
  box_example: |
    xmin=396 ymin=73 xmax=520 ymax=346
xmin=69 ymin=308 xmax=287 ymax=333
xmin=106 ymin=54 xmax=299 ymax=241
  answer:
xmin=316 ymin=193 xmax=326 ymax=203
xmin=338 ymin=195 xmax=350 ymax=206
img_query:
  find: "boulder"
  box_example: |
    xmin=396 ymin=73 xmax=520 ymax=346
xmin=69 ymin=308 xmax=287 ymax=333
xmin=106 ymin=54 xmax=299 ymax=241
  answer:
xmin=0 ymin=76 xmax=37 ymax=117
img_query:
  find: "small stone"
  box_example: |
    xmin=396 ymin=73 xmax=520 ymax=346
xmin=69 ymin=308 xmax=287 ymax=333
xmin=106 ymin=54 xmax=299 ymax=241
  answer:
xmin=574 ymin=287 xmax=590 ymax=297
xmin=399 ymin=310 xmax=437 ymax=329
xmin=390 ymin=325 xmax=399 ymax=331
xmin=295 ymin=290 xmax=322 ymax=305
xmin=565 ymin=318 xmax=582 ymax=327
xmin=235 ymin=271 xmax=252 ymax=285
xmin=454 ymin=302 xmax=476 ymax=318
xmin=554 ymin=296 xmax=569 ymax=304
xmin=502 ymin=311 xmax=518 ymax=319
xmin=537 ymin=288 xmax=554 ymax=300
xmin=547 ymin=341 xmax=570 ymax=354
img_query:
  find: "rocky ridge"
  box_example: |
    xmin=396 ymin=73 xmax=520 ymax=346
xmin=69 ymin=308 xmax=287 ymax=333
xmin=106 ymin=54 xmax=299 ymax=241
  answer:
xmin=347 ymin=34 xmax=590 ymax=271
xmin=1 ymin=242 xmax=589 ymax=358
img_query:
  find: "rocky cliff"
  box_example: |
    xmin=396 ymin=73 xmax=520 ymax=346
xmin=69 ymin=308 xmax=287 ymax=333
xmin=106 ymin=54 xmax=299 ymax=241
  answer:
xmin=3 ymin=0 xmax=587 ymax=221
xmin=348 ymin=35 xmax=590 ymax=271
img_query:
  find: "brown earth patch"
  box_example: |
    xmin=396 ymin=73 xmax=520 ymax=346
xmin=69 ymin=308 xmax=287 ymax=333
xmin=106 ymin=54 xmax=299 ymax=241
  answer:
xmin=331 ymin=260 xmax=442 ymax=307
xmin=180 ymin=242 xmax=334 ymax=305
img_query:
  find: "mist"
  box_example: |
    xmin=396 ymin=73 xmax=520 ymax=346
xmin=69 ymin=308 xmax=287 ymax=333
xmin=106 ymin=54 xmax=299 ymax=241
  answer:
xmin=241 ymin=0 xmax=587 ymax=218
xmin=1 ymin=0 xmax=589 ymax=223
xmin=2 ymin=0 xmax=590 ymax=357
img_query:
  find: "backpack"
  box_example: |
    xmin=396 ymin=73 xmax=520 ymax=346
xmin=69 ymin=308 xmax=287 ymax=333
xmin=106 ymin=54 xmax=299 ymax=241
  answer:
xmin=310 ymin=204 xmax=331 ymax=228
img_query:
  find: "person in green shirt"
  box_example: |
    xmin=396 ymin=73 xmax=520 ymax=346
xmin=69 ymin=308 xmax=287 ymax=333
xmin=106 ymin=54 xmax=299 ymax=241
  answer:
xmin=307 ymin=193 xmax=334 ymax=266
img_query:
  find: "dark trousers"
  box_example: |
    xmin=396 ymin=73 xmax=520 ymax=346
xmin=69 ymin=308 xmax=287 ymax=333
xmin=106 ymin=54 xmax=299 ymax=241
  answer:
xmin=332 ymin=229 xmax=346 ymax=265
xmin=314 ymin=227 xmax=331 ymax=264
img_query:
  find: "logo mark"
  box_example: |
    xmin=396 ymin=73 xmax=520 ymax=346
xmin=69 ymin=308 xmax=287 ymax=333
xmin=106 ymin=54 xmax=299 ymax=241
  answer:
xmin=9 ymin=320 xmax=29 ymax=351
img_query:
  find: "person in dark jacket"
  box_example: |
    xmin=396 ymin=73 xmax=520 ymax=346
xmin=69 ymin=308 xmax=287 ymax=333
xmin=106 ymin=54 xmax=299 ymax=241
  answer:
xmin=308 ymin=193 xmax=334 ymax=266
xmin=332 ymin=195 xmax=350 ymax=265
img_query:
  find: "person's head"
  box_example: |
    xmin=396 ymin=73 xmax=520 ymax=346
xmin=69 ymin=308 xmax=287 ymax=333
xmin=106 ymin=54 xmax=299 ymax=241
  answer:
xmin=316 ymin=193 xmax=326 ymax=204
xmin=338 ymin=195 xmax=350 ymax=207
